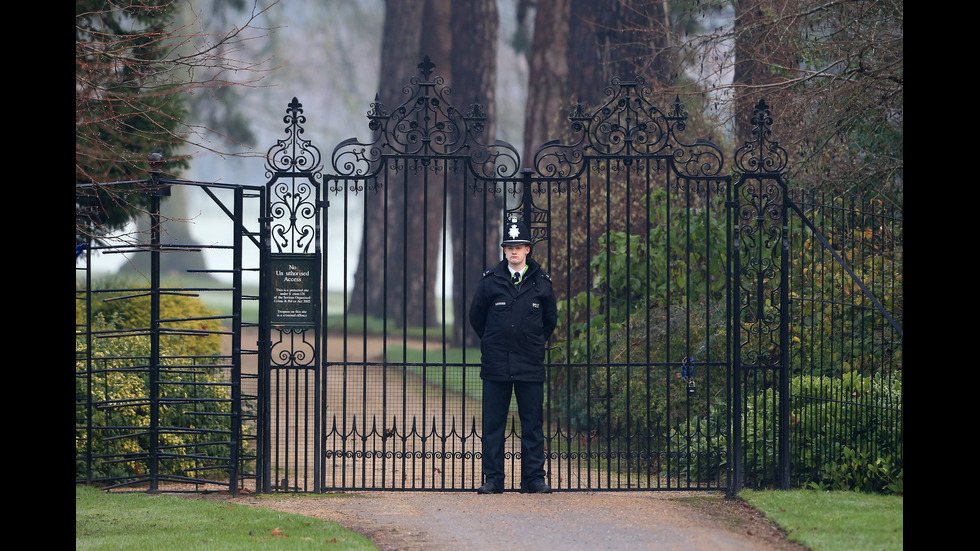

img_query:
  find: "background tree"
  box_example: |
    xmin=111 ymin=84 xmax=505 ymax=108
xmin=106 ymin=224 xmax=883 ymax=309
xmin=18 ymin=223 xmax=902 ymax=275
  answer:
xmin=347 ymin=0 xmax=501 ymax=344
xmin=76 ymin=0 xmax=189 ymax=240
xmin=693 ymin=0 xmax=903 ymax=202
xmin=346 ymin=0 xmax=427 ymax=326
xmin=518 ymin=0 xmax=902 ymax=301
xmin=522 ymin=0 xmax=687 ymax=299
xmin=450 ymin=0 xmax=501 ymax=346
xmin=76 ymin=0 xmax=277 ymax=243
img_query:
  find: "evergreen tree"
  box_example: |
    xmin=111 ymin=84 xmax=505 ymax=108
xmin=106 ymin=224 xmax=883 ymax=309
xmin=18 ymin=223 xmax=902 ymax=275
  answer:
xmin=76 ymin=0 xmax=190 ymax=239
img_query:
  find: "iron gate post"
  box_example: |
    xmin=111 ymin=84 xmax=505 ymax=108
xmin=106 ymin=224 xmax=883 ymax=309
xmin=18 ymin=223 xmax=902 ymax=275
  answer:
xmin=778 ymin=185 xmax=791 ymax=490
xmin=145 ymin=159 xmax=167 ymax=494
xmin=258 ymin=205 xmax=272 ymax=493
xmin=228 ymin=185 xmax=244 ymax=494
xmin=79 ymin=213 xmax=95 ymax=484
xmin=259 ymin=97 xmax=324 ymax=493
xmin=731 ymin=99 xmax=792 ymax=491
xmin=729 ymin=190 xmax=741 ymax=496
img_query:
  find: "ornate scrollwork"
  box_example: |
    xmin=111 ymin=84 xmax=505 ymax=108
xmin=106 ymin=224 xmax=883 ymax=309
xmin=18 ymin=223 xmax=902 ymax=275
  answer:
xmin=268 ymin=179 xmax=316 ymax=253
xmin=265 ymin=98 xmax=323 ymax=254
xmin=533 ymin=78 xmax=725 ymax=178
xmin=469 ymin=139 xmax=521 ymax=179
xmin=589 ymin=76 xmax=671 ymax=156
xmin=329 ymin=56 xmax=520 ymax=182
xmin=265 ymin=98 xmax=323 ymax=177
xmin=734 ymin=99 xmax=789 ymax=175
xmin=270 ymin=328 xmax=317 ymax=368
xmin=733 ymin=177 xmax=786 ymax=368
xmin=670 ymin=137 xmax=726 ymax=178
xmin=732 ymin=102 xmax=789 ymax=369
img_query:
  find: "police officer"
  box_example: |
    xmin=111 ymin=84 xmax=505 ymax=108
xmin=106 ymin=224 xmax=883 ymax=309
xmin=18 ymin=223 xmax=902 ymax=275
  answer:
xmin=468 ymin=217 xmax=557 ymax=494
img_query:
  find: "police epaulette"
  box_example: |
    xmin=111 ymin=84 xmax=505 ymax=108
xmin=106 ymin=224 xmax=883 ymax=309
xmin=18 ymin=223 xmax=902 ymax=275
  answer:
xmin=540 ymin=271 xmax=551 ymax=281
xmin=482 ymin=269 xmax=493 ymax=278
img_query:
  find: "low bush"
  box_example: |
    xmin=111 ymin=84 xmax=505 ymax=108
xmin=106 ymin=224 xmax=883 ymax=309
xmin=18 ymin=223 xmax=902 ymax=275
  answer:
xmin=735 ymin=374 xmax=903 ymax=493
xmin=76 ymin=285 xmax=235 ymax=482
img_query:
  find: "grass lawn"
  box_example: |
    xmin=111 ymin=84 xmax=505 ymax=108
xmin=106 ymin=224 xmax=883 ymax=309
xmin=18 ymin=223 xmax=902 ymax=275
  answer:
xmin=739 ymin=489 xmax=903 ymax=551
xmin=78 ymin=484 xmax=902 ymax=551
xmin=75 ymin=486 xmax=376 ymax=550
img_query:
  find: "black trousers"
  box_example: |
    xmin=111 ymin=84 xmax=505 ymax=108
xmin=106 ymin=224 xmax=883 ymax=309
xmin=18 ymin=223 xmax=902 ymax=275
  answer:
xmin=481 ymin=379 xmax=546 ymax=488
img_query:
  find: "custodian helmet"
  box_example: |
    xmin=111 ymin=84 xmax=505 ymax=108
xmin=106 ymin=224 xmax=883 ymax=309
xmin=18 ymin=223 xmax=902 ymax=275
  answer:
xmin=501 ymin=217 xmax=532 ymax=247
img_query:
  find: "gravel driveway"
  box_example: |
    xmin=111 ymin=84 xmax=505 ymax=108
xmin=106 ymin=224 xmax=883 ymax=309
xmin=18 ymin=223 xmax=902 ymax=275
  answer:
xmin=201 ymin=489 xmax=807 ymax=550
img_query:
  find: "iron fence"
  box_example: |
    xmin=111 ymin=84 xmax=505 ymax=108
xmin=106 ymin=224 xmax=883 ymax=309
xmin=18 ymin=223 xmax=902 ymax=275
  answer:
xmin=75 ymin=177 xmax=263 ymax=493
xmin=783 ymin=191 xmax=903 ymax=491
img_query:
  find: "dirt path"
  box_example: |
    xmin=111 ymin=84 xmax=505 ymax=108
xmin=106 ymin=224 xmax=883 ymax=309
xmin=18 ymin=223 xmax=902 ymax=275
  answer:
xmin=198 ymin=490 xmax=805 ymax=551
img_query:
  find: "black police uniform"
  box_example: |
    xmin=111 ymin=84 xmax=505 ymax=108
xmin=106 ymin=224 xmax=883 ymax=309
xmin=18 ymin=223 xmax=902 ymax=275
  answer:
xmin=468 ymin=220 xmax=557 ymax=493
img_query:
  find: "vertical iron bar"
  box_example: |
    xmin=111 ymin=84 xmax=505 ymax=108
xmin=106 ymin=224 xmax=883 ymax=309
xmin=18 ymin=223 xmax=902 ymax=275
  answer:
xmin=778 ymin=177 xmax=790 ymax=490
xmin=315 ymin=185 xmax=324 ymax=494
xmin=585 ymin=167 xmax=593 ymax=489
xmin=724 ymin=177 xmax=733 ymax=495
xmin=461 ymin=170 xmax=470 ymax=489
xmin=230 ymin=185 xmax=243 ymax=494
xmin=148 ymin=185 xmax=162 ymax=493
xmin=603 ymin=159 xmax=611 ymax=488
xmin=644 ymin=159 xmax=653 ymax=489
xmin=83 ymin=227 xmax=94 ymax=483
xmin=730 ymin=176 xmax=743 ymax=495
xmin=258 ymin=191 xmax=272 ymax=493
xmin=624 ymin=160 xmax=632 ymax=489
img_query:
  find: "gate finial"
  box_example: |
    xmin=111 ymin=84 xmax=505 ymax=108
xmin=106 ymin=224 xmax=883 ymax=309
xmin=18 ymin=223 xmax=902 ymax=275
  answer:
xmin=733 ymin=98 xmax=788 ymax=175
xmin=265 ymin=97 xmax=323 ymax=177
xmin=418 ymin=55 xmax=436 ymax=80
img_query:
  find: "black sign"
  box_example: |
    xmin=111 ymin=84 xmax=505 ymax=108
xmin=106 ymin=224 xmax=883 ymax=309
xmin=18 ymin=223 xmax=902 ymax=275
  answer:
xmin=271 ymin=255 xmax=317 ymax=326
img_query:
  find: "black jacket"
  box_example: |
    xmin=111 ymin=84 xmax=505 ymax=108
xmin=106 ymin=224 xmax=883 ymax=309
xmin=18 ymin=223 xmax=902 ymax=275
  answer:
xmin=468 ymin=258 xmax=558 ymax=382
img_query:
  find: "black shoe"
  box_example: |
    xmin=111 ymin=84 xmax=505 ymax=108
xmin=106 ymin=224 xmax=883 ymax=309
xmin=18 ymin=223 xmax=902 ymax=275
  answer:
xmin=476 ymin=481 xmax=502 ymax=494
xmin=520 ymin=479 xmax=551 ymax=494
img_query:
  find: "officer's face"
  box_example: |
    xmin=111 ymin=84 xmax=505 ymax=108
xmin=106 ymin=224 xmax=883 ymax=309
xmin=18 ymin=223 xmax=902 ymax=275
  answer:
xmin=503 ymin=244 xmax=530 ymax=267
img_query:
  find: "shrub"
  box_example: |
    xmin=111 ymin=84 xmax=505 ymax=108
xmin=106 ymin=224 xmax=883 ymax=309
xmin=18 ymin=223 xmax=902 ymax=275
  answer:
xmin=734 ymin=374 xmax=903 ymax=493
xmin=76 ymin=286 xmax=235 ymax=482
xmin=788 ymin=374 xmax=903 ymax=493
xmin=550 ymin=188 xmax=729 ymax=428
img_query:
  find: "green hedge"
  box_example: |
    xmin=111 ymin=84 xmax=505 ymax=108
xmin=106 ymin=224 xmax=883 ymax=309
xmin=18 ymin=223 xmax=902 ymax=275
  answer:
xmin=731 ymin=374 xmax=903 ymax=493
xmin=76 ymin=287 xmax=235 ymax=481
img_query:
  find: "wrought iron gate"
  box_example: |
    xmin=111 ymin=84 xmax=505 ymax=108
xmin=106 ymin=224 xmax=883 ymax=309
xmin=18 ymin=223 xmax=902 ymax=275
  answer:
xmin=257 ymin=61 xmax=793 ymax=493
xmin=76 ymin=60 xmax=901 ymax=495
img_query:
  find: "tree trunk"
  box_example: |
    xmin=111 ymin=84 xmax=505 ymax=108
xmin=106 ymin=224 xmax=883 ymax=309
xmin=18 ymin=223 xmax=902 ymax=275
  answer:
xmin=524 ymin=0 xmax=672 ymax=301
xmin=347 ymin=0 xmax=425 ymax=325
xmin=450 ymin=0 xmax=500 ymax=347
xmin=403 ymin=0 xmax=452 ymax=329
xmin=732 ymin=0 xmax=794 ymax=143
xmin=523 ymin=0 xmax=569 ymax=164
